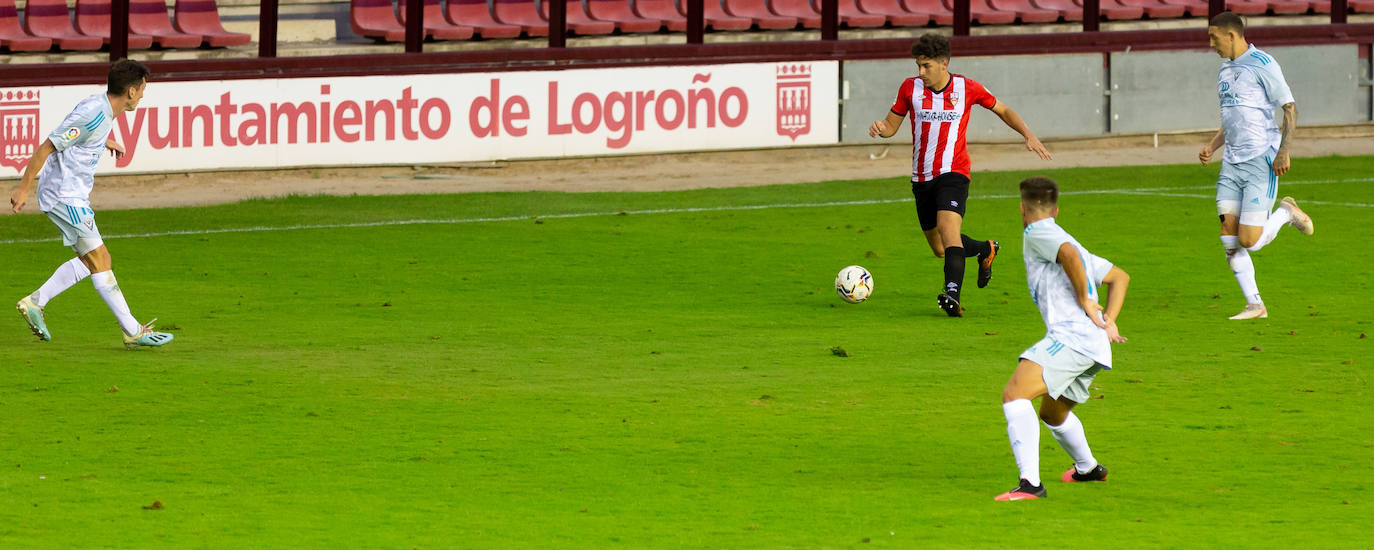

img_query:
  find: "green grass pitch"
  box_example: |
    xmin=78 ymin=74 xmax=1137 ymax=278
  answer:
xmin=1 ymin=157 xmax=1370 ymax=548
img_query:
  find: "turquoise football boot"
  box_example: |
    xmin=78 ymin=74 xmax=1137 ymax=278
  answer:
xmin=124 ymin=318 xmax=174 ymax=349
xmin=17 ymin=295 xmax=51 ymax=341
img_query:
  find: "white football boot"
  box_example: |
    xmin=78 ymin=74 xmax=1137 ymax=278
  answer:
xmin=1228 ymin=303 xmax=1268 ymax=320
xmin=1280 ymin=197 xmax=1314 ymax=236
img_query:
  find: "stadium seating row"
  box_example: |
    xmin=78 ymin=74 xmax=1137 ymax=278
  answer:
xmin=4 ymin=0 xmax=1371 ymax=51
xmin=355 ymin=0 xmax=1374 ymax=41
xmin=0 ymin=0 xmax=248 ymax=51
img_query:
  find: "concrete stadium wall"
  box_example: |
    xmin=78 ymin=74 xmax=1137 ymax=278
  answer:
xmin=843 ymin=44 xmax=1372 ymax=144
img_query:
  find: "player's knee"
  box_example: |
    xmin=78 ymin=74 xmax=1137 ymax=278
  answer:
xmin=932 ymin=250 xmax=945 ymax=259
xmin=1238 ymin=235 xmax=1259 ymax=249
xmin=1038 ymin=408 xmax=1067 ymax=426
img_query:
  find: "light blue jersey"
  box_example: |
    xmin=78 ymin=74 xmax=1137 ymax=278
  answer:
xmin=36 ymin=93 xmax=114 ymax=212
xmin=1022 ymin=218 xmax=1115 ymax=369
xmin=1217 ymin=45 xmax=1294 ymax=165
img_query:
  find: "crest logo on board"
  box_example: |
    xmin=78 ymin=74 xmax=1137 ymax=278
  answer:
xmin=775 ymin=64 xmax=811 ymax=141
xmin=1 ymin=89 xmax=41 ymax=175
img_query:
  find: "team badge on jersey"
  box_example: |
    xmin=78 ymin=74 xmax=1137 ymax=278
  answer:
xmin=949 ymin=92 xmax=960 ymax=107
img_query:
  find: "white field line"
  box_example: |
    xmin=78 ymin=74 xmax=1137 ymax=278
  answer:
xmin=1 ymin=178 xmax=1369 ymax=246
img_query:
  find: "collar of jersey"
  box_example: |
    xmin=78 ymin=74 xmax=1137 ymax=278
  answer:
xmin=1025 ymin=217 xmax=1057 ymax=232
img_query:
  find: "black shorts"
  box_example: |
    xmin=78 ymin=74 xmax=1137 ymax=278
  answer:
xmin=911 ymin=172 xmax=971 ymax=231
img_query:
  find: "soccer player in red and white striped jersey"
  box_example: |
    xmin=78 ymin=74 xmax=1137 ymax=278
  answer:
xmin=870 ymin=34 xmax=1052 ymax=317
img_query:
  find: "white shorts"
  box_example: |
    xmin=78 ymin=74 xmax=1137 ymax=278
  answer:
xmin=45 ymin=204 xmax=103 ymax=254
xmin=1216 ymin=148 xmax=1278 ymax=227
xmin=1020 ymin=337 xmax=1104 ymax=404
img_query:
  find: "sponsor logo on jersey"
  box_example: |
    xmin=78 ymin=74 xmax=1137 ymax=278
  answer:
xmin=66 ymin=127 xmax=81 ymax=140
xmin=775 ymin=64 xmax=812 ymax=141
xmin=0 ymin=89 xmax=41 ymax=175
xmin=915 ymin=110 xmax=962 ymax=123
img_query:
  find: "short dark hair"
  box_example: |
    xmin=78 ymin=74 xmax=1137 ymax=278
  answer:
xmin=108 ymin=59 xmax=150 ymax=96
xmin=1020 ymin=177 xmax=1059 ymax=211
xmin=911 ymin=33 xmax=950 ymax=61
xmin=1209 ymin=11 xmax=1244 ymax=35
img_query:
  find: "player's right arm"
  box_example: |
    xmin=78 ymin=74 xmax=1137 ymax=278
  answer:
xmin=1057 ymin=243 xmax=1107 ymax=329
xmin=872 ymin=79 xmax=913 ymax=139
xmin=1199 ymin=129 xmax=1225 ymax=165
xmin=10 ymin=139 xmax=56 ymax=214
xmin=869 ymin=111 xmax=905 ymax=139
xmin=1099 ymin=266 xmax=1130 ymax=343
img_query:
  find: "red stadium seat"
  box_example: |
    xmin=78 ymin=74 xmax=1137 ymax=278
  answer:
xmin=1029 ymin=0 xmax=1136 ymax=20
xmin=23 ymin=0 xmax=103 ymax=50
xmin=351 ymin=0 xmax=405 ymax=41
xmin=128 ymin=0 xmax=203 ymax=47
xmin=399 ymin=0 xmax=476 ymax=39
xmin=722 ymin=0 xmax=800 ymax=29
xmin=1155 ymin=0 xmax=1205 ymax=16
xmin=73 ymin=0 xmax=157 ymax=48
xmin=586 ymin=0 xmax=665 ymax=32
xmin=492 ymin=0 xmax=549 ymax=36
xmin=174 ymin=0 xmax=252 ymax=46
xmin=540 ymin=0 xmax=617 ymax=35
xmin=1112 ymin=0 xmax=1186 ymax=17
xmin=1350 ymin=0 xmax=1374 ymax=12
xmin=987 ymin=0 xmax=1063 ymax=22
xmin=1023 ymin=0 xmax=1081 ymax=19
xmin=446 ymin=0 xmax=523 ymax=38
xmin=835 ymin=0 xmax=887 ymax=26
xmin=631 ymin=0 xmax=689 ymax=31
xmin=0 ymin=0 xmax=52 ymax=50
xmin=897 ymin=0 xmax=957 ymax=24
xmin=1219 ymin=0 xmax=1267 ymax=13
xmin=1246 ymin=0 xmax=1311 ymax=12
xmin=695 ymin=0 xmax=759 ymax=29
xmin=942 ymin=0 xmax=1016 ymax=23
xmin=768 ymin=0 xmax=819 ymax=26
xmin=855 ymin=0 xmax=934 ymax=25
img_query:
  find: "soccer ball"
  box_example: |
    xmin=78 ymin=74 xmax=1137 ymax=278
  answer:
xmin=835 ymin=265 xmax=873 ymax=303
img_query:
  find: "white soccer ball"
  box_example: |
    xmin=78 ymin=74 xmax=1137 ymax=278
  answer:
xmin=835 ymin=265 xmax=873 ymax=303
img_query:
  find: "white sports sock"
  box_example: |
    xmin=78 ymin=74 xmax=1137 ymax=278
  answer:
xmin=33 ymin=257 xmax=92 ymax=307
xmin=91 ymin=271 xmax=141 ymax=337
xmin=1246 ymin=207 xmax=1291 ymax=252
xmin=1045 ymin=412 xmax=1098 ymax=474
xmin=1222 ymin=236 xmax=1262 ymax=305
xmin=1002 ymin=399 xmax=1041 ymax=486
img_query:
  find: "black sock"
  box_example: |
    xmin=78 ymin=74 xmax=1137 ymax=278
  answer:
xmin=943 ymin=246 xmax=966 ymax=302
xmin=960 ymin=235 xmax=990 ymax=260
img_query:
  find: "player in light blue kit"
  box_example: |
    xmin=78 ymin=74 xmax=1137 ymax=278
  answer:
xmin=10 ymin=59 xmax=173 ymax=348
xmin=1199 ymin=12 xmax=1314 ymax=320
xmin=995 ymin=177 xmax=1131 ymax=501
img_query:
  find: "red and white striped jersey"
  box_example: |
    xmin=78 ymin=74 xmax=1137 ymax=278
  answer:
xmin=889 ymin=74 xmax=997 ymax=182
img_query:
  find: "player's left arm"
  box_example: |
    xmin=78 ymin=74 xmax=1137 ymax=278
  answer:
xmin=1273 ymin=101 xmax=1297 ymax=176
xmin=1099 ymin=266 xmax=1130 ymax=343
xmin=105 ymin=136 xmax=125 ymax=159
xmin=989 ymin=101 xmax=1052 ymax=161
xmin=1057 ymin=243 xmax=1106 ymax=329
